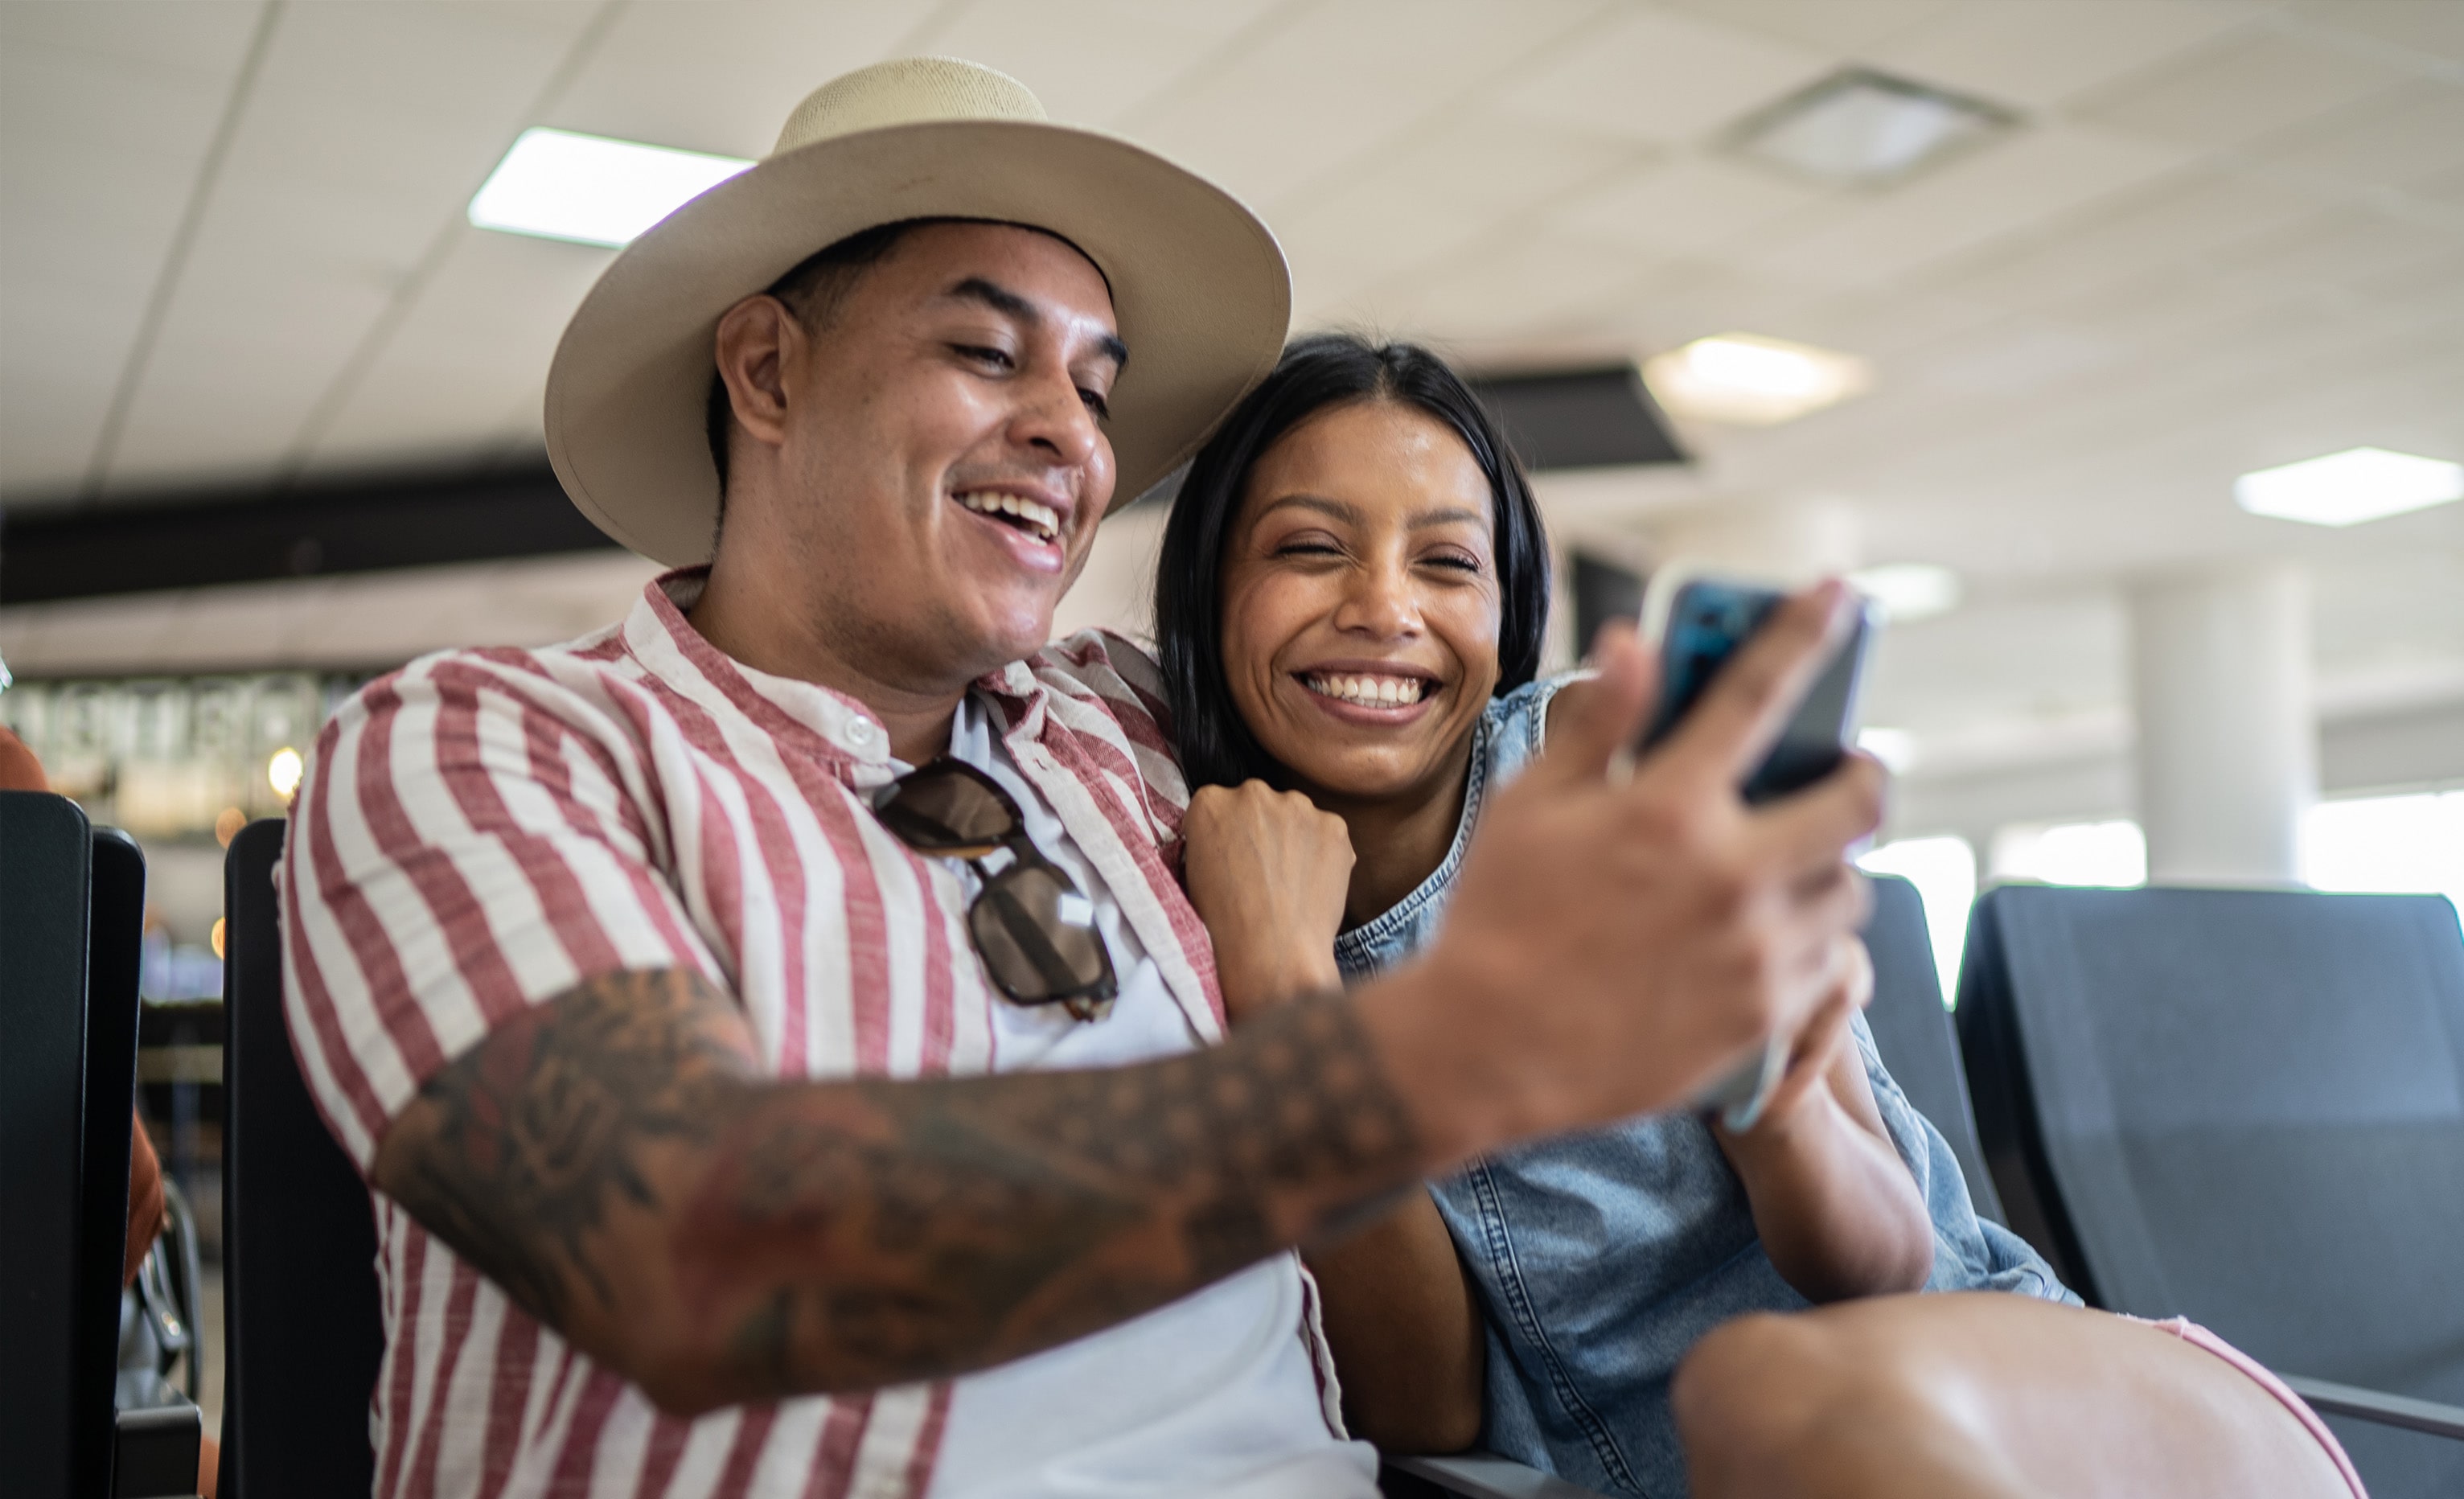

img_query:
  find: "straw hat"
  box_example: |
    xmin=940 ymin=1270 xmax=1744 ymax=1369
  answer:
xmin=543 ymin=57 xmax=1290 ymax=565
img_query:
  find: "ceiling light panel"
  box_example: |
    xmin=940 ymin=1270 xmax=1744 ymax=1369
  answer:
xmin=468 ymin=128 xmax=753 ymax=248
xmin=2233 ymin=447 xmax=2464 ymax=527
xmin=1731 ymin=68 xmax=2015 ymax=187
xmin=1642 ymin=333 xmax=1872 ymax=426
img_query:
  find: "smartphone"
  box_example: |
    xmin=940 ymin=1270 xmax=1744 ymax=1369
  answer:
xmin=1636 ymin=571 xmax=1878 ymax=1130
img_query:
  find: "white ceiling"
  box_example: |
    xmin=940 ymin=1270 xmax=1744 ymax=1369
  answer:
xmin=2 ymin=0 xmax=2461 ymax=811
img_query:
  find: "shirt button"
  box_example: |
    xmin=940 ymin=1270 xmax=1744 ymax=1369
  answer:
xmin=844 ymin=719 xmax=881 ymax=753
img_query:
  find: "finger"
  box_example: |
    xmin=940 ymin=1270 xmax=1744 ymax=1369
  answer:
xmin=1755 ymin=753 xmax=1888 ymax=877
xmin=1768 ymin=868 xmax=1872 ymax=991
xmin=1528 ymin=621 xmax=1655 ymax=790
xmin=1658 ymin=581 xmax=1855 ymax=786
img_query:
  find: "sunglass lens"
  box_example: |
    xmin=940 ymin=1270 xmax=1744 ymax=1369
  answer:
xmin=969 ymin=864 xmax=1115 ymax=1004
xmin=880 ymin=764 xmax=1017 ymax=852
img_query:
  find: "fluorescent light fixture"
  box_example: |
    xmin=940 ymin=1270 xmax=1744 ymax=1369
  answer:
xmin=1849 ymin=561 xmax=1962 ymax=622
xmin=1855 ymin=726 xmax=1917 ymax=773
xmin=2232 ymin=446 xmax=2464 ymax=527
xmin=469 ymin=127 xmax=753 ymax=248
xmin=1642 ymin=333 xmax=1871 ymax=425
xmin=1731 ymin=68 xmax=2014 ymax=187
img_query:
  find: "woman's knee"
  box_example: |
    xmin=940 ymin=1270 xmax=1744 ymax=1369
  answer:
xmin=1673 ymin=1312 xmax=1844 ymax=1452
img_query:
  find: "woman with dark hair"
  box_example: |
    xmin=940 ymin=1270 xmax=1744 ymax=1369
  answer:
xmin=1155 ymin=333 xmax=2367 ymax=1499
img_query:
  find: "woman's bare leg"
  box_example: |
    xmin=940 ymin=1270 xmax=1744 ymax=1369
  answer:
xmin=1671 ymin=1292 xmax=2355 ymax=1499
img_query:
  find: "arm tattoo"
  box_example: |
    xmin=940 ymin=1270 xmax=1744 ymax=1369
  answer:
xmin=373 ymin=968 xmax=1420 ymax=1404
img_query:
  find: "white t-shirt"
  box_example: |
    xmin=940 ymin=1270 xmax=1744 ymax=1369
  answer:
xmin=922 ymin=699 xmax=1380 ymax=1498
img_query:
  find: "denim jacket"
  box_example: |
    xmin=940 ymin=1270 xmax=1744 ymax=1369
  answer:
xmin=1336 ymin=676 xmax=2073 ymax=1498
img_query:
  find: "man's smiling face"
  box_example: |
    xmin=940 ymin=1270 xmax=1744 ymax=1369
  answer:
xmin=721 ymin=220 xmax=1125 ymax=692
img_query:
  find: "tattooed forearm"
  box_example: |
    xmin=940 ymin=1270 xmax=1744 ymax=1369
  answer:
xmin=371 ymin=967 xmax=1420 ymax=1412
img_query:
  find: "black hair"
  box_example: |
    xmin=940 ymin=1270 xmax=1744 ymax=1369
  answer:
xmin=1156 ymin=332 xmax=1552 ymax=792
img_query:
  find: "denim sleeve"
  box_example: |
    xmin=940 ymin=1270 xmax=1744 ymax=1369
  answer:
xmin=1849 ymin=1013 xmax=2080 ymax=1304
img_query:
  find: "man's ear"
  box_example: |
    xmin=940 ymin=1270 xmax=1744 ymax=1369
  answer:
xmin=712 ymin=294 xmax=803 ymax=452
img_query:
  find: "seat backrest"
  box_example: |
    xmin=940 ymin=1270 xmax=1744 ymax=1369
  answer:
xmin=1 ymin=791 xmax=97 ymax=1496
xmin=1957 ymin=884 xmax=2464 ymax=1394
xmin=220 ymin=818 xmax=385 ymax=1499
xmin=1858 ymin=873 xmax=2003 ymax=1223
xmin=0 ymin=796 xmax=146 ymax=1498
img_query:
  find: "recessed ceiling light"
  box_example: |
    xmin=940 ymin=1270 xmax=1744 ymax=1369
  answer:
xmin=1642 ymin=333 xmax=1871 ymax=425
xmin=2233 ymin=446 xmax=2464 ymax=527
xmin=1849 ymin=561 xmax=1962 ymax=622
xmin=468 ymin=127 xmax=753 ymax=248
xmin=1731 ymin=68 xmax=2014 ymax=187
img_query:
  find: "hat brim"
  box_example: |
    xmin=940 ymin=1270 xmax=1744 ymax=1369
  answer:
xmin=544 ymin=117 xmax=1290 ymax=565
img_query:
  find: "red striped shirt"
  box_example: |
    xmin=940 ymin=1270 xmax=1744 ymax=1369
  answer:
xmin=281 ymin=570 xmax=1326 ymax=1497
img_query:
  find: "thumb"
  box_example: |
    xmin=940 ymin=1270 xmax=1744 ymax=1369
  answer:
xmin=1534 ymin=621 xmax=1656 ymax=788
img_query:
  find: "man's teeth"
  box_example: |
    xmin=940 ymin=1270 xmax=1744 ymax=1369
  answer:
xmin=956 ymin=491 xmax=1060 ymax=542
xmin=1304 ymin=673 xmax=1430 ymax=707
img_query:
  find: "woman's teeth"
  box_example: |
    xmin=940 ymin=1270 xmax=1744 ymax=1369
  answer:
xmin=1304 ymin=672 xmax=1430 ymax=707
xmin=956 ymin=491 xmax=1060 ymax=544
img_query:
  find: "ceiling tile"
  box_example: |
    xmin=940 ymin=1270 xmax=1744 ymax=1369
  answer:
xmin=1658 ymin=0 xmax=1962 ymax=55
xmin=909 ymin=0 xmax=1283 ymax=128
xmin=304 ymin=228 xmax=613 ymax=474
xmin=2290 ymin=0 xmax=2464 ymax=67
xmin=2073 ymin=27 xmax=2411 ymax=150
xmin=2259 ymin=81 xmax=2464 ymax=198
xmin=542 ymin=0 xmax=947 ymax=156
xmin=1279 ymin=111 xmax=1644 ymax=324
xmin=0 ymin=9 xmax=261 ymax=499
xmin=1871 ymin=0 xmax=2257 ymax=110
xmin=1495 ymin=6 xmax=1831 ymax=148
xmin=102 ymin=1 xmax=604 ymax=492
xmin=2213 ymin=203 xmax=2464 ymax=294
xmin=1127 ymin=0 xmax=1609 ymax=212
xmin=1553 ymin=155 xmax=1831 ymax=258
xmin=1347 ymin=232 xmax=1655 ymax=347
xmin=0 ymin=0 xmax=263 ymax=80
xmin=1745 ymin=122 xmax=2191 ymax=288
xmin=1925 ymin=168 xmax=2323 ymax=314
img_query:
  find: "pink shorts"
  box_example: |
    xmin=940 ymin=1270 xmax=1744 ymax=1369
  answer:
xmin=2124 ymin=1316 xmax=2370 ymax=1498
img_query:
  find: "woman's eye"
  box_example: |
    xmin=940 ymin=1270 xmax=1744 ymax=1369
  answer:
xmin=1423 ymin=552 xmax=1484 ymax=573
xmin=1275 ymin=540 xmax=1342 ymax=559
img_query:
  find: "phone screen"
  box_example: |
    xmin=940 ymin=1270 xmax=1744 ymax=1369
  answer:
xmin=1639 ymin=578 xmax=1874 ymax=803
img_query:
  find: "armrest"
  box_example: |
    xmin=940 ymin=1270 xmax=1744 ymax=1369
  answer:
xmin=2279 ymin=1374 xmax=2464 ymax=1441
xmin=113 ymin=1399 xmax=201 ymax=1498
xmin=1383 ymin=1452 xmax=1616 ymax=1499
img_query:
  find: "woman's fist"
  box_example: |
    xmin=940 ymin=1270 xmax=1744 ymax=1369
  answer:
xmin=1184 ymin=780 xmax=1356 ymax=1022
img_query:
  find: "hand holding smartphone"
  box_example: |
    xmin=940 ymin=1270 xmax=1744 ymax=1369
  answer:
xmin=1635 ymin=572 xmax=1877 ymax=1130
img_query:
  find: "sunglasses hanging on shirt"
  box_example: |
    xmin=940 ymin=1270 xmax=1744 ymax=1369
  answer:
xmin=874 ymin=758 xmax=1119 ymax=1021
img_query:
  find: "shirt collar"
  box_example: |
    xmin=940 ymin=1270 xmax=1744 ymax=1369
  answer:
xmin=624 ymin=569 xmax=1052 ymax=783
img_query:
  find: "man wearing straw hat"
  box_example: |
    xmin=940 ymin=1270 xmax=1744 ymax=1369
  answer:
xmin=281 ymin=59 xmax=1880 ymax=1496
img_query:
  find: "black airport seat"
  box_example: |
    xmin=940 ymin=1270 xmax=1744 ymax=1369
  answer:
xmin=0 ymin=794 xmax=199 ymax=1497
xmin=1957 ymin=883 xmax=2464 ymax=1497
xmin=219 ymin=817 xmax=385 ymax=1499
xmin=1858 ymin=873 xmax=2003 ymax=1224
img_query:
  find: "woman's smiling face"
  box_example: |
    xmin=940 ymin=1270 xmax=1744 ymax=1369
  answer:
xmin=1218 ymin=399 xmax=1504 ymax=807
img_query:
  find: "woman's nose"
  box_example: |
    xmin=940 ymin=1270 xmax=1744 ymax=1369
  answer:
xmin=1333 ymin=561 xmax=1421 ymax=639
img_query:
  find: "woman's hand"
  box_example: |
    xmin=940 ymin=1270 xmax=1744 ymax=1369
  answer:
xmin=1714 ymin=936 xmax=1936 ymax=1303
xmin=1184 ymin=780 xmax=1356 ymax=1023
xmin=1726 ymin=938 xmax=1871 ymax=1136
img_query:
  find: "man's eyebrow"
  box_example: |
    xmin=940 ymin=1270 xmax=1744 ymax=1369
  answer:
xmin=945 ymin=277 xmax=1128 ymax=372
